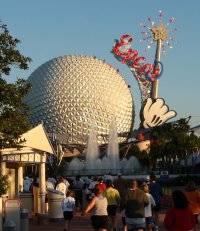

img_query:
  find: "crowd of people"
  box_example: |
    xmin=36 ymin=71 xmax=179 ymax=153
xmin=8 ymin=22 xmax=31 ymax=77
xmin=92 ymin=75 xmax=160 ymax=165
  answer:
xmin=23 ymin=173 xmax=200 ymax=231
xmin=59 ymin=174 xmax=200 ymax=231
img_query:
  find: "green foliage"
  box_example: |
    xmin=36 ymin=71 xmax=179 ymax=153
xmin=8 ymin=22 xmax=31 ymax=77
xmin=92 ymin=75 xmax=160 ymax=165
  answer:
xmin=149 ymin=117 xmax=200 ymax=170
xmin=0 ymin=22 xmax=32 ymax=76
xmin=0 ymin=21 xmax=32 ymax=147
xmin=0 ymin=175 xmax=8 ymax=195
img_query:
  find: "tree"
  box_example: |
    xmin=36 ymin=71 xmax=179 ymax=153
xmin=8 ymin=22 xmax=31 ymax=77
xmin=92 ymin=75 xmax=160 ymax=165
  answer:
xmin=149 ymin=118 xmax=200 ymax=173
xmin=0 ymin=22 xmax=31 ymax=76
xmin=0 ymin=21 xmax=32 ymax=147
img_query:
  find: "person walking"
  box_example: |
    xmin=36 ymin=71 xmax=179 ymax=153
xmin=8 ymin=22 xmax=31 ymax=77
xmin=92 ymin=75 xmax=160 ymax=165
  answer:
xmin=113 ymin=173 xmax=128 ymax=197
xmin=141 ymin=183 xmax=156 ymax=231
xmin=73 ymin=174 xmax=84 ymax=212
xmin=164 ymin=190 xmax=195 ymax=231
xmin=184 ymin=180 xmax=200 ymax=227
xmin=148 ymin=174 xmax=163 ymax=231
xmin=85 ymin=186 xmax=108 ymax=231
xmin=89 ymin=175 xmax=99 ymax=193
xmin=82 ymin=182 xmax=92 ymax=215
xmin=96 ymin=178 xmax=106 ymax=191
xmin=116 ymin=174 xmax=128 ymax=231
xmin=103 ymin=179 xmax=120 ymax=231
xmin=122 ymin=179 xmax=149 ymax=231
xmin=61 ymin=190 xmax=75 ymax=231
xmin=56 ymin=177 xmax=68 ymax=195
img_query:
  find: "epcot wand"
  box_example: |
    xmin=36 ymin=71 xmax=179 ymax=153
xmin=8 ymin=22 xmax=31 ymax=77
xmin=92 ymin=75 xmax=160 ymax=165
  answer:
xmin=112 ymin=11 xmax=178 ymax=128
xmin=141 ymin=11 xmax=177 ymax=99
xmin=150 ymin=27 xmax=167 ymax=99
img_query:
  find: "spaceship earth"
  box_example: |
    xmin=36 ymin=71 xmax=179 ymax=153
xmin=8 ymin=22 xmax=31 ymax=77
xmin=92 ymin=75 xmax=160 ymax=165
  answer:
xmin=25 ymin=55 xmax=134 ymax=145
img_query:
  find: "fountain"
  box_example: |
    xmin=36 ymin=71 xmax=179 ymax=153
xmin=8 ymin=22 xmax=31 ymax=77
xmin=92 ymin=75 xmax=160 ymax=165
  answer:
xmin=85 ymin=121 xmax=100 ymax=171
xmin=107 ymin=117 xmax=120 ymax=171
xmin=66 ymin=118 xmax=142 ymax=176
xmin=67 ymin=157 xmax=83 ymax=175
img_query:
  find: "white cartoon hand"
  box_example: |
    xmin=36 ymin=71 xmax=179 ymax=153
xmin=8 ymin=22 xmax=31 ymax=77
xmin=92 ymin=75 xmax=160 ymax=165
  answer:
xmin=143 ymin=98 xmax=176 ymax=128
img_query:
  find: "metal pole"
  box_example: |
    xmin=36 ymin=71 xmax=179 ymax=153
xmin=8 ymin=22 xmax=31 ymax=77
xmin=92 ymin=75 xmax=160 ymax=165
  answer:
xmin=151 ymin=39 xmax=162 ymax=99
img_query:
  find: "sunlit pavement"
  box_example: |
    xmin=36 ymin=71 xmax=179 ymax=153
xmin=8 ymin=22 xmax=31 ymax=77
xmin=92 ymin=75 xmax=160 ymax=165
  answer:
xmin=29 ymin=211 xmax=167 ymax=231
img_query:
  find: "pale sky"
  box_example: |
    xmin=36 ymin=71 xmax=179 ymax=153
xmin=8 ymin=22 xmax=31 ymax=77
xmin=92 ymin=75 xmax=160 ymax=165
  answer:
xmin=1 ymin=0 xmax=200 ymax=129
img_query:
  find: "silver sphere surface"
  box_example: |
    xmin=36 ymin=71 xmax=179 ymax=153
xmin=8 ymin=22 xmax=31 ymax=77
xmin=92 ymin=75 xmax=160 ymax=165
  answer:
xmin=25 ymin=55 xmax=134 ymax=144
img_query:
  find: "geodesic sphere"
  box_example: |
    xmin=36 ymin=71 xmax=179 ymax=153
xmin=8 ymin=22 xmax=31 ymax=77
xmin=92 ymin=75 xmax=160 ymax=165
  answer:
xmin=25 ymin=55 xmax=134 ymax=144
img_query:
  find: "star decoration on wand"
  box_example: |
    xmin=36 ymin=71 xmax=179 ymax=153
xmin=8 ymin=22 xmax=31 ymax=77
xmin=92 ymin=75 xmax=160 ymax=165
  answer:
xmin=151 ymin=23 xmax=169 ymax=41
xmin=139 ymin=10 xmax=179 ymax=55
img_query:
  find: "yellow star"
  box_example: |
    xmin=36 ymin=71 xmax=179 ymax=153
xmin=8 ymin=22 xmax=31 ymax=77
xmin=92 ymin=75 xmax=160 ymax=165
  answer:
xmin=151 ymin=23 xmax=169 ymax=41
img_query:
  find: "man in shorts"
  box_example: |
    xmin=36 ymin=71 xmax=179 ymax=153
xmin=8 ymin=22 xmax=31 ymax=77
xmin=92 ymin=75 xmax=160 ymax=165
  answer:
xmin=123 ymin=179 xmax=149 ymax=231
xmin=103 ymin=179 xmax=120 ymax=231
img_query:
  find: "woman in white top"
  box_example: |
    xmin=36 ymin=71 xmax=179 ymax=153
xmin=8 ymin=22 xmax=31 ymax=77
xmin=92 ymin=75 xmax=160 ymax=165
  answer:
xmin=141 ymin=183 xmax=156 ymax=231
xmin=85 ymin=186 xmax=108 ymax=231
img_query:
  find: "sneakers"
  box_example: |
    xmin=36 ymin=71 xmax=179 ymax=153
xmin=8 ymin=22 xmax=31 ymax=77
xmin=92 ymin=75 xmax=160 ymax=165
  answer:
xmin=154 ymin=226 xmax=159 ymax=231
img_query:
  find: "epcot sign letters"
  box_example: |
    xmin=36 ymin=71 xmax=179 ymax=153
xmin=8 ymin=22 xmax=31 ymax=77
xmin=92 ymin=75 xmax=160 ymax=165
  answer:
xmin=113 ymin=34 xmax=163 ymax=82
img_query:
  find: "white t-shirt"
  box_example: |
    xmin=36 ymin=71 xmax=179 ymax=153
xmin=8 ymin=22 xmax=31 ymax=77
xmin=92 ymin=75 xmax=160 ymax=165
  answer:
xmin=56 ymin=182 xmax=67 ymax=195
xmin=61 ymin=196 xmax=75 ymax=211
xmin=144 ymin=192 xmax=156 ymax=217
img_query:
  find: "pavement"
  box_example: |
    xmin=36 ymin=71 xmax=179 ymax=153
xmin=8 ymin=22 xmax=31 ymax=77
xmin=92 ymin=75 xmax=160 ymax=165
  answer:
xmin=29 ymin=211 xmax=167 ymax=231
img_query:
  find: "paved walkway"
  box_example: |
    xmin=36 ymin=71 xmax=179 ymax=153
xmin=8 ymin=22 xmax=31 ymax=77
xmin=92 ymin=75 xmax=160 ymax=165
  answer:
xmin=29 ymin=211 xmax=167 ymax=231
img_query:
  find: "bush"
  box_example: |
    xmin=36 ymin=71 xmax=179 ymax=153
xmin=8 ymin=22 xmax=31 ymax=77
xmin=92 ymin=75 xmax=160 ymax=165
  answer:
xmin=0 ymin=175 xmax=8 ymax=195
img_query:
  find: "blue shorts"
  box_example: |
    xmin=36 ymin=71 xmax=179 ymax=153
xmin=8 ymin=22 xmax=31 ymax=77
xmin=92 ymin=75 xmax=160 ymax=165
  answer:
xmin=126 ymin=217 xmax=146 ymax=230
xmin=145 ymin=216 xmax=153 ymax=225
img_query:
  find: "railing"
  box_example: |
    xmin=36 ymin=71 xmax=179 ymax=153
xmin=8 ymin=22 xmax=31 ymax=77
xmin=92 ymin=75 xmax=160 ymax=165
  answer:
xmin=64 ymin=167 xmax=148 ymax=177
